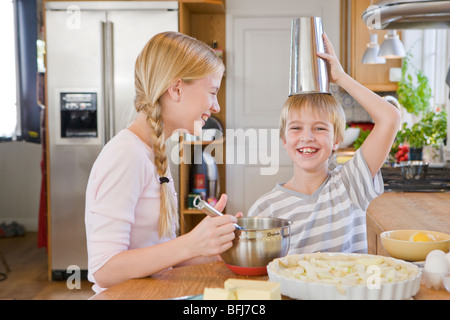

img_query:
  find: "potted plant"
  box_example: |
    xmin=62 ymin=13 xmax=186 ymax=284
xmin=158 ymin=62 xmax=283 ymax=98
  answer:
xmin=396 ymin=52 xmax=432 ymax=116
xmin=393 ymin=51 xmax=448 ymax=161
xmin=395 ymin=110 xmax=447 ymax=161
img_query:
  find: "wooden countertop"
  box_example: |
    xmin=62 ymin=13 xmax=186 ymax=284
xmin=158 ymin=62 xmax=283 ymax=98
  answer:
xmin=91 ymin=262 xmax=267 ymax=300
xmin=91 ymin=261 xmax=449 ymax=300
xmin=366 ymin=192 xmax=450 ymax=299
xmin=367 ymin=192 xmax=450 ymax=233
xmin=91 ymin=192 xmax=449 ymax=300
xmin=366 ymin=192 xmax=450 ymax=257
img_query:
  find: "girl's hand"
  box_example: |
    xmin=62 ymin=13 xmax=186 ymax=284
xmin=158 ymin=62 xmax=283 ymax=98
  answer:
xmin=316 ymin=33 xmax=347 ymax=84
xmin=187 ymin=194 xmax=243 ymax=257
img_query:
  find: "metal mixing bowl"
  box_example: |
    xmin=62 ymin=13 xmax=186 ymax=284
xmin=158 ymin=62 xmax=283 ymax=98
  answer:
xmin=398 ymin=161 xmax=429 ymax=180
xmin=220 ymin=217 xmax=292 ymax=275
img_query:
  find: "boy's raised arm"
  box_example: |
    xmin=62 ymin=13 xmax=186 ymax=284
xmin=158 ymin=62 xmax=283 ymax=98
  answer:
xmin=318 ymin=33 xmax=401 ymax=177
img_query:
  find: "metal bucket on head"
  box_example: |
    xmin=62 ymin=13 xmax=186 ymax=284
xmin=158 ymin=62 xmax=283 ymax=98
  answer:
xmin=290 ymin=17 xmax=330 ymax=95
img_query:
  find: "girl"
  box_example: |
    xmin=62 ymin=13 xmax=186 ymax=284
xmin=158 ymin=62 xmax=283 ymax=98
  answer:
xmin=85 ymin=32 xmax=240 ymax=293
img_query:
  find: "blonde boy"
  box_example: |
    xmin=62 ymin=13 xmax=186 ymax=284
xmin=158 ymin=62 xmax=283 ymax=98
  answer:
xmin=247 ymin=34 xmax=400 ymax=254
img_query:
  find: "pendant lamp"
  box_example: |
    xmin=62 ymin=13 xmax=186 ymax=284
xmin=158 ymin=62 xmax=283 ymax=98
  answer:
xmin=362 ymin=34 xmax=386 ymax=64
xmin=378 ymin=30 xmax=406 ymax=59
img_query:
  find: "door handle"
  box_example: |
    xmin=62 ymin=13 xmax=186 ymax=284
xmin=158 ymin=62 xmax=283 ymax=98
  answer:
xmin=102 ymin=21 xmax=115 ymax=144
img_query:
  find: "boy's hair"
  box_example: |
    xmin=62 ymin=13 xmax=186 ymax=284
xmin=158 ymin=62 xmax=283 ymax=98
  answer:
xmin=279 ymin=93 xmax=346 ymax=145
xmin=134 ymin=32 xmax=224 ymax=238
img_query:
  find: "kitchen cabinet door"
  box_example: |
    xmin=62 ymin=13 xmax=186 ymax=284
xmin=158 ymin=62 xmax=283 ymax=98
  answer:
xmin=348 ymin=0 xmax=401 ymax=91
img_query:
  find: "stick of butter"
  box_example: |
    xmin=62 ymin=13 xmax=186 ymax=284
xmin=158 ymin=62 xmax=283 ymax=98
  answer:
xmin=203 ymin=287 xmax=237 ymax=300
xmin=204 ymin=279 xmax=281 ymax=300
xmin=225 ymin=279 xmax=281 ymax=300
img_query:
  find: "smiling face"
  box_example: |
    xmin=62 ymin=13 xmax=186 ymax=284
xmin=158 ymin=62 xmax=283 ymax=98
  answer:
xmin=181 ymin=71 xmax=223 ymax=129
xmin=161 ymin=70 xmax=223 ymax=136
xmin=283 ymin=107 xmax=339 ymax=173
xmin=280 ymin=94 xmax=345 ymax=174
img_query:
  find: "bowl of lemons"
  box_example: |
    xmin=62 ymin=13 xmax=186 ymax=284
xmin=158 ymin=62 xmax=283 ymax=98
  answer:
xmin=380 ymin=230 xmax=450 ymax=261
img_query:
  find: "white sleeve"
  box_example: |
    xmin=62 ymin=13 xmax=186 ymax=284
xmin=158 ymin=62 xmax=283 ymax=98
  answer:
xmin=339 ymin=148 xmax=384 ymax=211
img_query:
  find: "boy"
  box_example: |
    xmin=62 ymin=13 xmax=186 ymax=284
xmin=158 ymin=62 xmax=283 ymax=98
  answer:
xmin=247 ymin=34 xmax=400 ymax=254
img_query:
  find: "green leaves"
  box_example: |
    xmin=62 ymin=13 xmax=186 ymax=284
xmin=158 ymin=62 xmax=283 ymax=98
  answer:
xmin=395 ymin=51 xmax=446 ymax=149
xmin=396 ymin=110 xmax=447 ymax=148
xmin=397 ymin=54 xmax=432 ymax=115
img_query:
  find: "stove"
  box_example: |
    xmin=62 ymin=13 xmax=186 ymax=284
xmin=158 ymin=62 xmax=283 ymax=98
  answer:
xmin=381 ymin=166 xmax=450 ymax=193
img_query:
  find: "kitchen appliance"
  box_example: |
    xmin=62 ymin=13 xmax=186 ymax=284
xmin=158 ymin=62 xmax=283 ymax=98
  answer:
xmin=203 ymin=150 xmax=220 ymax=203
xmin=382 ymin=165 xmax=450 ymax=192
xmin=289 ymin=17 xmax=330 ymax=95
xmin=189 ymin=149 xmax=220 ymax=205
xmin=362 ymin=0 xmax=450 ymax=29
xmin=398 ymin=161 xmax=429 ymax=180
xmin=45 ymin=1 xmax=178 ymax=280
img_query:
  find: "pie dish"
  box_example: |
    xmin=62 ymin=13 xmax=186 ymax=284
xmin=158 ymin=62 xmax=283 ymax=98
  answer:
xmin=267 ymin=252 xmax=421 ymax=300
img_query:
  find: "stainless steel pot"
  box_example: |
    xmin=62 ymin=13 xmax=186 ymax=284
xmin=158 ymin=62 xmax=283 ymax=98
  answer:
xmin=398 ymin=160 xmax=429 ymax=180
xmin=220 ymin=217 xmax=292 ymax=273
xmin=290 ymin=17 xmax=330 ymax=95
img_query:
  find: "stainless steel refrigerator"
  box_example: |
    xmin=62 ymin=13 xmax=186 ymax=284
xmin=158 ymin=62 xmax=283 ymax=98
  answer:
xmin=45 ymin=1 xmax=178 ymax=280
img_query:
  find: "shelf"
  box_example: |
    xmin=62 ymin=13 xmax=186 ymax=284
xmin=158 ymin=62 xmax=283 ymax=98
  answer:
xmin=181 ymin=209 xmax=203 ymax=215
xmin=364 ymin=83 xmax=398 ymax=92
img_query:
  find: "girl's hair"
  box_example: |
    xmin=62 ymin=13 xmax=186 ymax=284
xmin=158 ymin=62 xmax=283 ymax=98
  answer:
xmin=134 ymin=32 xmax=224 ymax=238
xmin=279 ymin=93 xmax=346 ymax=145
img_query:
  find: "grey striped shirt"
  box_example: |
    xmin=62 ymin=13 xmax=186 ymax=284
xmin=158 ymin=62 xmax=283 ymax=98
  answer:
xmin=247 ymin=148 xmax=384 ymax=254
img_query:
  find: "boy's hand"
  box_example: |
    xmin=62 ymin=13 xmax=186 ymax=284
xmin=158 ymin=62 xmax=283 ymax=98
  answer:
xmin=316 ymin=33 xmax=347 ymax=85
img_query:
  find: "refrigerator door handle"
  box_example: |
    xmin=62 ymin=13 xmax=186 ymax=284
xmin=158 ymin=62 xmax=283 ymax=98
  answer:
xmin=102 ymin=21 xmax=115 ymax=145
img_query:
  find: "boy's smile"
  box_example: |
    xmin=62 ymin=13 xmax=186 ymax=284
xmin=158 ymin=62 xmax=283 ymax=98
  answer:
xmin=297 ymin=147 xmax=319 ymax=155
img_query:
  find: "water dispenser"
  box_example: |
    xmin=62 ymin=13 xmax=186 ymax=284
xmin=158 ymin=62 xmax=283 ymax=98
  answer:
xmin=60 ymin=92 xmax=98 ymax=138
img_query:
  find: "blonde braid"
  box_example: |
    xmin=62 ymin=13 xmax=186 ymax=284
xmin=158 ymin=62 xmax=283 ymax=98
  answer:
xmin=139 ymin=101 xmax=177 ymax=238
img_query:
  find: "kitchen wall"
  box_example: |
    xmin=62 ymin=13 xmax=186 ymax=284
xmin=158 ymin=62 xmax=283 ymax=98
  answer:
xmin=331 ymin=84 xmax=376 ymax=123
xmin=0 ymin=141 xmax=41 ymax=231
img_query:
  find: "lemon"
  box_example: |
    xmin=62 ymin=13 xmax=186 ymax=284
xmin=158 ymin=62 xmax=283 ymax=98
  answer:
xmin=409 ymin=232 xmax=430 ymax=242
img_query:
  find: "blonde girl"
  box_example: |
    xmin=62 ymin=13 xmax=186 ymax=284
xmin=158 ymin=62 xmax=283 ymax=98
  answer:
xmin=85 ymin=32 xmax=239 ymax=293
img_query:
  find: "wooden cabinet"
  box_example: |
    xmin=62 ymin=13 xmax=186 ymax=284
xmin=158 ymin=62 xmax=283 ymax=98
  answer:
xmin=178 ymin=0 xmax=226 ymax=234
xmin=178 ymin=138 xmax=226 ymax=235
xmin=344 ymin=0 xmax=402 ymax=92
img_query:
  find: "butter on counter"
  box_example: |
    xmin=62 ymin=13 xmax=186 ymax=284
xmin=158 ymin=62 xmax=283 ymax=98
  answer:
xmin=203 ymin=287 xmax=237 ymax=300
xmin=203 ymin=279 xmax=281 ymax=300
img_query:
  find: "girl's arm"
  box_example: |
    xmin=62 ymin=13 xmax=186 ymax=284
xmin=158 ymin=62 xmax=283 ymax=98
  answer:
xmin=94 ymin=195 xmax=239 ymax=289
xmin=318 ymin=33 xmax=401 ymax=177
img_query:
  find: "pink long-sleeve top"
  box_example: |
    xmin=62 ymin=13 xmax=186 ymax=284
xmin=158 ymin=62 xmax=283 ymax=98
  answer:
xmin=85 ymin=129 xmax=177 ymax=293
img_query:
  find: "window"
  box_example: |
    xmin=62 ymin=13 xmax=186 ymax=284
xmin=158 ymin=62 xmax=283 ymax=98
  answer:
xmin=0 ymin=0 xmax=18 ymax=140
xmin=2 ymin=0 xmax=42 ymax=143
xmin=403 ymin=29 xmax=450 ymax=111
xmin=403 ymin=29 xmax=450 ymax=156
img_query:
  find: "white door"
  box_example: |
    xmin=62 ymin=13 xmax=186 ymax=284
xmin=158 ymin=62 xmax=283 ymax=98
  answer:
xmin=225 ymin=0 xmax=341 ymax=215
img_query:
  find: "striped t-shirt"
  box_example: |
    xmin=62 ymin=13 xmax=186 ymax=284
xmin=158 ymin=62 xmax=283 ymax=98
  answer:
xmin=247 ymin=148 xmax=384 ymax=254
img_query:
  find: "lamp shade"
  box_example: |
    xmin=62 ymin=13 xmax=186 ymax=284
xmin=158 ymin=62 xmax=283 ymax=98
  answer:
xmin=378 ymin=30 xmax=406 ymax=58
xmin=362 ymin=34 xmax=386 ymax=64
